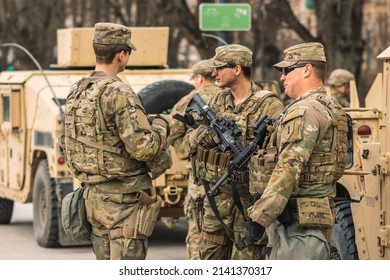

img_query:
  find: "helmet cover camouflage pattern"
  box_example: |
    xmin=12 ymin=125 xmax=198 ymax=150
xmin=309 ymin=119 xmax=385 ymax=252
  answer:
xmin=213 ymin=44 xmax=253 ymax=67
xmin=190 ymin=58 xmax=214 ymax=79
xmin=93 ymin=22 xmax=137 ymax=51
xmin=327 ymin=69 xmax=354 ymax=86
xmin=274 ymin=42 xmax=326 ymax=71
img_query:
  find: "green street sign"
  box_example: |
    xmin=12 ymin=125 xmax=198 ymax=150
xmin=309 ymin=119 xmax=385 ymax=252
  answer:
xmin=199 ymin=3 xmax=251 ymax=31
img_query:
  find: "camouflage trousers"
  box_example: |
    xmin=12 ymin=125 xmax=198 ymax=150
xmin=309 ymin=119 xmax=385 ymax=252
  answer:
xmin=200 ymin=190 xmax=266 ymax=260
xmin=85 ymin=188 xmax=149 ymax=260
xmin=183 ymin=176 xmax=205 ymax=260
xmin=267 ymin=220 xmax=331 ymax=260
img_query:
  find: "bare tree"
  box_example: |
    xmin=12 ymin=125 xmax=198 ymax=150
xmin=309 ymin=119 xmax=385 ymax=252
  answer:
xmin=0 ymin=0 xmax=67 ymax=69
xmin=0 ymin=0 xmax=383 ymax=97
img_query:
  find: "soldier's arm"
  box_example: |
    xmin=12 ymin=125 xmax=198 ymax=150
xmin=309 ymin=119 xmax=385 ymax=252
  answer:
xmin=112 ymin=89 xmax=166 ymax=162
xmin=168 ymin=93 xmax=193 ymax=160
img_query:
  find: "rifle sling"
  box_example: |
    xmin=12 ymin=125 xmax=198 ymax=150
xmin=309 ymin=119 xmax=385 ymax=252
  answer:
xmin=229 ymin=178 xmax=248 ymax=222
xmin=172 ymin=113 xmax=198 ymax=129
xmin=203 ymin=178 xmax=249 ymax=250
xmin=203 ymin=179 xmax=235 ymax=242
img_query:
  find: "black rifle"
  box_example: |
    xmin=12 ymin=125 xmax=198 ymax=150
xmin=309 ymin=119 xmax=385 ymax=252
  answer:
xmin=207 ymin=115 xmax=273 ymax=196
xmin=186 ymin=92 xmax=244 ymax=155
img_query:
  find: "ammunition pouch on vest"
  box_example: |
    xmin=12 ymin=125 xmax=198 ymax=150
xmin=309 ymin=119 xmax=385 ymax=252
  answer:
xmin=194 ymin=147 xmax=249 ymax=186
xmin=63 ymin=78 xmax=147 ymax=184
xmin=249 ymin=147 xmax=278 ymax=196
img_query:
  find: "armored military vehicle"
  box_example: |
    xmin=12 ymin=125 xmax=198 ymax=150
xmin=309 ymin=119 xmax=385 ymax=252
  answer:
xmin=0 ymin=27 xmax=193 ymax=247
xmin=331 ymin=45 xmax=390 ymax=260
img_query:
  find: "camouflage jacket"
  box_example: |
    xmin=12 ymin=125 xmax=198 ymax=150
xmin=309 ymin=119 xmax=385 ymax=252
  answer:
xmin=248 ymin=87 xmax=348 ymax=227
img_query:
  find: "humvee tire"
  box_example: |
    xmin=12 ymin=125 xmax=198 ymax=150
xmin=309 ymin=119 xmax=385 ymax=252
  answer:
xmin=32 ymin=160 xmax=60 ymax=248
xmin=138 ymin=80 xmax=194 ymax=114
xmin=331 ymin=201 xmax=358 ymax=259
xmin=0 ymin=197 xmax=13 ymax=224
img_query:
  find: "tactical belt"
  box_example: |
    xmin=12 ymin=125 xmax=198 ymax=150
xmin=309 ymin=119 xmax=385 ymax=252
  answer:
xmin=201 ymin=231 xmax=228 ymax=245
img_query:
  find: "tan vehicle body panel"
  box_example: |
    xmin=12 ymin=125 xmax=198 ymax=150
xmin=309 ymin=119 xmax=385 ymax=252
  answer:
xmin=336 ymin=45 xmax=390 ymax=259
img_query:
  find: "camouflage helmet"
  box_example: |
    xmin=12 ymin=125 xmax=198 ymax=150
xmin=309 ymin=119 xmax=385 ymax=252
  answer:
xmin=213 ymin=44 xmax=253 ymax=67
xmin=327 ymin=69 xmax=354 ymax=86
xmin=93 ymin=22 xmax=137 ymax=51
xmin=190 ymin=58 xmax=214 ymax=79
xmin=274 ymin=42 xmax=326 ymax=71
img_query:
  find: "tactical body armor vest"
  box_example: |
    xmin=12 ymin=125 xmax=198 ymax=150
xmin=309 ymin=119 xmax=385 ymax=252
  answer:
xmin=299 ymin=93 xmax=348 ymax=185
xmin=249 ymin=91 xmax=348 ymax=197
xmin=62 ymin=78 xmax=147 ymax=184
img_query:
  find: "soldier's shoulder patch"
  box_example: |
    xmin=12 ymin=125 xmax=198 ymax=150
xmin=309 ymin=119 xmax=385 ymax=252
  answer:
xmin=281 ymin=105 xmax=306 ymax=125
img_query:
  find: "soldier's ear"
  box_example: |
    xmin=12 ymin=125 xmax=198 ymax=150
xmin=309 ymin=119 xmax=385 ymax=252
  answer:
xmin=235 ymin=65 xmax=242 ymax=76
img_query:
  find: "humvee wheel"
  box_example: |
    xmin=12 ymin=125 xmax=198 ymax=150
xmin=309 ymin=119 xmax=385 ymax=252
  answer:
xmin=33 ymin=160 xmax=60 ymax=248
xmin=0 ymin=197 xmax=13 ymax=224
xmin=138 ymin=80 xmax=194 ymax=114
xmin=331 ymin=201 xmax=358 ymax=259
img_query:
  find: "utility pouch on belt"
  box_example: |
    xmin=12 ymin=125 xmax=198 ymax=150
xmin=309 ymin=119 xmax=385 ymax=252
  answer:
xmin=296 ymin=197 xmax=334 ymax=228
xmin=136 ymin=190 xmax=162 ymax=237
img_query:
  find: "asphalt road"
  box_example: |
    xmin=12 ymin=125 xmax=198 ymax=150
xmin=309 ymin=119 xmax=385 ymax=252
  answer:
xmin=0 ymin=202 xmax=187 ymax=260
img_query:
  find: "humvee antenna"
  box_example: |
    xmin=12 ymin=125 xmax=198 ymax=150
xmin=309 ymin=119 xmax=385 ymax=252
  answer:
xmin=0 ymin=43 xmax=64 ymax=117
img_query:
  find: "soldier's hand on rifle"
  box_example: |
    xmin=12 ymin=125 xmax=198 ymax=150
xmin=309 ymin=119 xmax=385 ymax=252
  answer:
xmin=244 ymin=220 xmax=265 ymax=243
xmin=195 ymin=125 xmax=220 ymax=148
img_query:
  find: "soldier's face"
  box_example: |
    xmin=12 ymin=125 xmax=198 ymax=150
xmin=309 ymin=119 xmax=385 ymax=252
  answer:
xmin=212 ymin=65 xmax=238 ymax=88
xmin=280 ymin=64 xmax=306 ymax=99
xmin=335 ymin=83 xmax=350 ymax=95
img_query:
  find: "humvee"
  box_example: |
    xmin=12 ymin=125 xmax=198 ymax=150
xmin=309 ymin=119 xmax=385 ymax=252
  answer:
xmin=0 ymin=27 xmax=193 ymax=247
xmin=331 ymin=45 xmax=390 ymax=260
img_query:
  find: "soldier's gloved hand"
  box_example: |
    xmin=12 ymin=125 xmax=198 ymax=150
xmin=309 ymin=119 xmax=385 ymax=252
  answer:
xmin=244 ymin=220 xmax=265 ymax=243
xmin=151 ymin=114 xmax=170 ymax=137
xmin=195 ymin=125 xmax=220 ymax=148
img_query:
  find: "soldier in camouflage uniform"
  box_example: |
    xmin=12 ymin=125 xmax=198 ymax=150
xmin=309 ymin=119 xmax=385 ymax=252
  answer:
xmin=63 ymin=22 xmax=170 ymax=260
xmin=327 ymin=69 xmax=355 ymax=107
xmin=184 ymin=44 xmax=284 ymax=260
xmin=168 ymin=58 xmax=220 ymax=260
xmin=246 ymin=42 xmax=348 ymax=259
